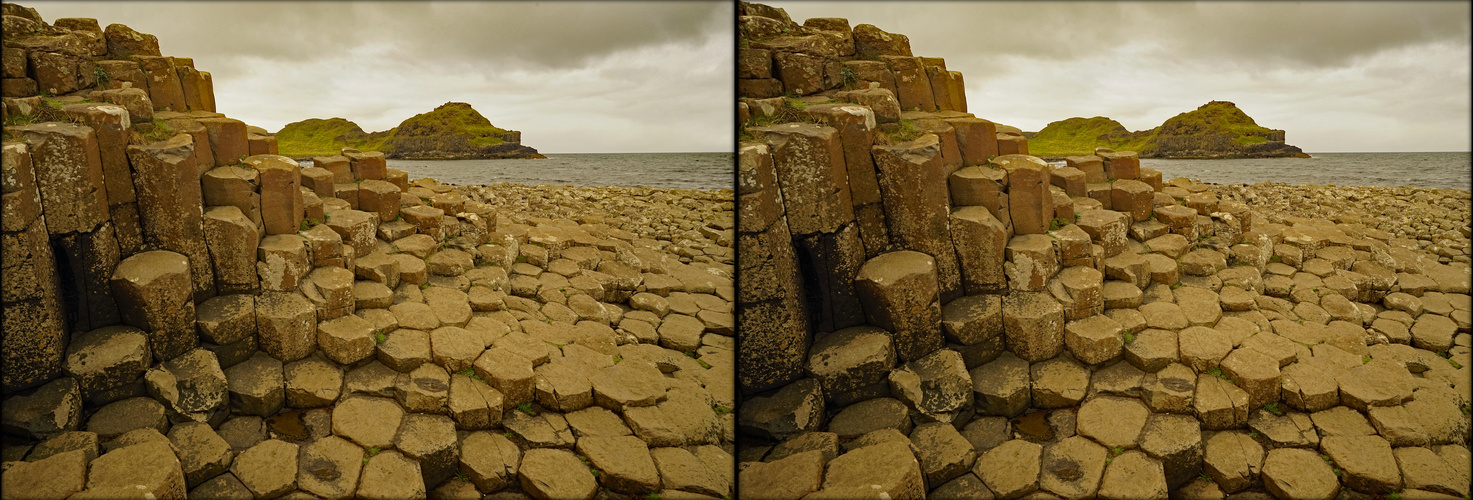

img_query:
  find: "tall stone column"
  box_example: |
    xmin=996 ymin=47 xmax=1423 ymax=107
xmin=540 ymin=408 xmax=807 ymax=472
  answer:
xmin=1 ymin=142 xmax=67 ymax=393
xmin=871 ymin=134 xmax=962 ymax=302
xmin=737 ymin=142 xmax=810 ymax=395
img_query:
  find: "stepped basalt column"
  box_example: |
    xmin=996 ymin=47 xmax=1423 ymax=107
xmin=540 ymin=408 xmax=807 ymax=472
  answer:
xmin=737 ymin=141 xmax=811 ymax=393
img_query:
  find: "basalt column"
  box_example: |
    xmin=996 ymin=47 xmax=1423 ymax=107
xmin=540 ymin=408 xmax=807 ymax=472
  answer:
xmin=748 ymin=123 xmax=865 ymax=336
xmin=871 ymin=134 xmax=963 ymax=303
xmin=737 ymin=141 xmax=810 ymax=394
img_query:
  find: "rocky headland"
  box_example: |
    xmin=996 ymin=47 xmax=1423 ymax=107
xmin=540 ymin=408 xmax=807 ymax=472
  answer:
xmin=1029 ymin=101 xmax=1311 ymax=160
xmin=738 ymin=2 xmax=1470 ymax=499
xmin=276 ymin=102 xmax=546 ymax=161
xmin=1 ymin=3 xmax=732 ymax=499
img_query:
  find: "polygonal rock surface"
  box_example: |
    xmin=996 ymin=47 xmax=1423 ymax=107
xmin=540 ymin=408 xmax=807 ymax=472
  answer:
xmin=1075 ymin=396 xmax=1150 ymax=450
xmin=167 ymin=421 xmax=234 ymax=488
xmin=888 ymin=348 xmax=972 ymax=418
xmin=970 ymin=352 xmax=1031 ymax=418
xmin=84 ymin=440 xmax=186 ymax=500
xmin=331 ymin=396 xmax=404 ymax=450
xmin=805 ymin=326 xmax=895 ymax=405
xmin=576 ymin=435 xmax=660 ymax=494
xmin=909 ymin=422 xmax=976 ymax=488
xmin=1261 ymin=447 xmax=1340 ymax=500
xmin=1039 ymin=435 xmax=1107 ymax=499
xmin=1319 ymin=434 xmax=1402 ymax=493
xmin=231 ymin=439 xmax=298 ymax=499
xmin=739 ymin=449 xmax=825 ymax=500
xmin=1203 ymin=430 xmax=1263 ymax=493
xmin=395 ymin=413 xmax=459 ymax=488
xmin=974 ymin=439 xmax=1042 ymax=500
xmin=518 ymin=448 xmax=596 ymax=500
xmin=358 ymin=450 xmax=426 ymax=500
xmin=1 ymin=449 xmax=88 ymax=500
xmin=820 ymin=440 xmax=924 ymax=500
xmin=1096 ymin=450 xmax=1167 ymax=500
xmin=296 ymin=435 xmax=364 ymax=500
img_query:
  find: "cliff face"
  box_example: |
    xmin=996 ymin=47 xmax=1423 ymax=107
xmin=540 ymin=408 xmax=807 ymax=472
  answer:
xmin=275 ymin=102 xmax=544 ymax=160
xmin=1029 ymin=101 xmax=1308 ymax=159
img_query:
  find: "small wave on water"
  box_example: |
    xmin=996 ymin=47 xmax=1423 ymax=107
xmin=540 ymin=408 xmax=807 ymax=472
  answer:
xmin=1048 ymin=152 xmax=1470 ymax=191
xmin=377 ymin=152 xmax=732 ymax=191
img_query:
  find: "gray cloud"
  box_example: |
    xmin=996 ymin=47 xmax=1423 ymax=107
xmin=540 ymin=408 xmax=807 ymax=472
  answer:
xmin=24 ymin=1 xmax=732 ymax=153
xmin=33 ymin=1 xmax=728 ymax=68
xmin=766 ymin=1 xmax=1470 ymax=152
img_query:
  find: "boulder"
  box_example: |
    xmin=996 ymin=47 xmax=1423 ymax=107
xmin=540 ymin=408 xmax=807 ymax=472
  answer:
xmin=110 ymin=250 xmax=196 ymax=361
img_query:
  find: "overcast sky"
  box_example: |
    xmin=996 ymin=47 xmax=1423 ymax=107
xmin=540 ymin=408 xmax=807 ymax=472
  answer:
xmin=769 ymin=1 xmax=1471 ymax=153
xmin=30 ymin=1 xmax=732 ymax=153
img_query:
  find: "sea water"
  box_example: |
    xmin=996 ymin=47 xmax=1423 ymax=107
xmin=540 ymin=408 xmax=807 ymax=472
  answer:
xmin=382 ymin=152 xmax=731 ymax=191
xmin=1131 ymin=152 xmax=1471 ymax=191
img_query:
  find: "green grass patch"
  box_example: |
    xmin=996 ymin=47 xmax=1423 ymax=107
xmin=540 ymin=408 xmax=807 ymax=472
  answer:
xmin=1122 ymin=332 xmax=1135 ymax=344
xmin=274 ymin=102 xmax=511 ymax=158
xmin=516 ymin=402 xmax=536 ymax=416
xmin=1263 ymin=402 xmax=1283 ymax=416
xmin=374 ymin=331 xmax=386 ymax=344
xmin=714 ymin=405 xmax=731 ymax=415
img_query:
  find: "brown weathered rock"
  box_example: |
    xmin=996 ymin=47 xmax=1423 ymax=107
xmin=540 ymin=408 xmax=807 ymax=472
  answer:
xmin=295 ymin=435 xmax=363 ymax=499
xmin=1097 ymin=451 xmax=1166 ymax=500
xmin=197 ymin=118 xmax=248 ymax=168
xmin=518 ymin=448 xmax=596 ymax=500
xmin=820 ymin=440 xmax=924 ymax=500
xmin=854 ymin=250 xmax=944 ymax=361
xmin=1 ymin=448 xmax=88 ymax=499
xmin=85 ymin=440 xmax=185 ymax=500
xmin=110 ymin=250 xmax=196 ymax=361
xmin=970 ymin=352 xmax=1031 ymax=418
xmin=202 ymin=206 xmax=260 ymax=294
xmin=1320 ymin=434 xmax=1401 ymax=493
xmin=358 ymin=450 xmax=426 ymax=500
xmin=748 ymin=123 xmax=852 ymax=236
xmin=975 ymin=439 xmax=1041 ymax=499
xmin=871 ymin=134 xmax=962 ymax=297
xmin=950 ymin=206 xmax=1009 ymax=295
xmin=104 ymin=23 xmax=161 ymax=59
xmin=254 ymin=290 xmax=316 ymax=363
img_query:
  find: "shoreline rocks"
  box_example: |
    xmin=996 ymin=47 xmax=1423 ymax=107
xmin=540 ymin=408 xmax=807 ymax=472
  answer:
xmin=737 ymin=2 xmax=1471 ymax=499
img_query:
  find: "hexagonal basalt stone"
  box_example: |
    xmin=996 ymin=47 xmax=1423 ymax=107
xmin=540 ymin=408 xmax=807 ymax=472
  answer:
xmin=85 ymin=396 xmax=166 ymax=439
xmin=970 ymin=352 xmax=1030 ymax=417
xmin=283 ymin=357 xmax=343 ymax=408
xmin=1029 ymin=355 xmax=1090 ymax=408
xmin=358 ymin=450 xmax=426 ymax=500
xmin=166 ymin=421 xmax=234 ymax=488
xmin=296 ymin=435 xmax=364 ymax=500
xmin=888 ymin=348 xmax=971 ymax=419
xmin=1075 ymin=395 xmax=1150 ymax=450
xmin=223 ymin=352 xmax=284 ymax=417
xmin=517 ymin=449 xmax=596 ymax=500
xmin=331 ymin=396 xmax=404 ymax=450
xmin=975 ymin=439 xmax=1042 ymax=499
xmin=317 ymin=314 xmax=377 ymax=365
xmin=63 ymin=325 xmax=149 ymax=403
xmin=231 ymin=439 xmax=299 ymax=500
xmin=805 ymin=326 xmax=895 ymax=406
xmin=395 ymin=413 xmax=459 ymax=488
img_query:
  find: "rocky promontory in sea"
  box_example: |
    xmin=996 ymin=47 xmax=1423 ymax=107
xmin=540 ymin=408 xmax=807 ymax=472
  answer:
xmin=1029 ymin=100 xmax=1311 ymax=160
xmin=738 ymin=2 xmax=1470 ymax=498
xmin=276 ymin=102 xmax=547 ymax=161
xmin=1 ymin=3 xmax=733 ymax=499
